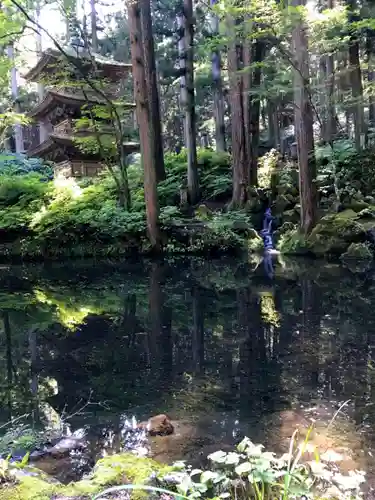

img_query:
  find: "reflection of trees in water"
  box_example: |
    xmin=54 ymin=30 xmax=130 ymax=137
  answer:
xmin=1 ymin=261 xmax=375 ymax=449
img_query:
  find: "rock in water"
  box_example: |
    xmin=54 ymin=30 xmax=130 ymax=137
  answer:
xmin=139 ymin=414 xmax=174 ymax=436
xmin=49 ymin=437 xmax=86 ymax=458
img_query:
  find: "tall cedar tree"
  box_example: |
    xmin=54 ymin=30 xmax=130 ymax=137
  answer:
xmin=139 ymin=0 xmax=166 ymax=182
xmin=228 ymin=16 xmax=248 ymax=207
xmin=183 ymin=0 xmax=200 ymax=204
xmin=210 ymin=0 xmax=226 ymax=152
xmin=248 ymin=40 xmax=265 ymax=186
xmin=128 ymin=0 xmax=161 ymax=249
xmin=291 ymin=0 xmax=317 ymax=234
xmin=347 ymin=0 xmax=365 ymax=150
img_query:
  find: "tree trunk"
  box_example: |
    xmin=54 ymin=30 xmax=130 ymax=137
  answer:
xmin=140 ymin=0 xmax=166 ymax=182
xmin=249 ymin=40 xmax=264 ymax=186
xmin=128 ymin=0 xmax=161 ymax=250
xmin=90 ymin=0 xmax=98 ymax=52
xmin=210 ymin=0 xmax=226 ymax=152
xmin=291 ymin=0 xmax=317 ymax=234
xmin=319 ymin=56 xmax=328 ymax=141
xmin=227 ymin=17 xmax=248 ymax=207
xmin=35 ymin=0 xmax=47 ymax=143
xmin=183 ymin=0 xmax=200 ymax=204
xmin=326 ymin=51 xmax=336 ymax=142
xmin=242 ymin=42 xmax=252 ymax=182
xmin=367 ymin=29 xmax=375 ymax=127
xmin=7 ymin=44 xmax=23 ymax=153
xmin=267 ymin=98 xmax=280 ymax=148
xmin=347 ymin=0 xmax=365 ymax=150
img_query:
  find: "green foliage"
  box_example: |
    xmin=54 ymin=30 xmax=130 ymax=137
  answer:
xmin=0 ymin=424 xmax=43 ymax=459
xmin=152 ymin=436 xmax=365 ymax=500
xmin=156 ymin=149 xmax=231 ymax=206
xmin=0 ymin=174 xmax=51 ymax=232
xmin=0 ymin=154 xmax=53 ymax=179
xmin=31 ymin=177 xmax=146 ymax=246
xmin=258 ymin=149 xmax=279 ymax=189
xmin=277 ymin=229 xmax=311 ymax=255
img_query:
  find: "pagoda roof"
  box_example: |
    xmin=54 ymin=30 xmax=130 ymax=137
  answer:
xmin=28 ymin=89 xmax=136 ymax=120
xmin=27 ymin=133 xmax=140 ymax=159
xmin=24 ymin=48 xmax=132 ymax=82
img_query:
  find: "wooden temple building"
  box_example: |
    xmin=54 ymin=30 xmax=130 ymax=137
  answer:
xmin=25 ymin=48 xmax=139 ymax=178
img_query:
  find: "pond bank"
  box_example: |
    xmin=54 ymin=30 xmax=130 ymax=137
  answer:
xmin=1 ymin=424 xmax=367 ymax=500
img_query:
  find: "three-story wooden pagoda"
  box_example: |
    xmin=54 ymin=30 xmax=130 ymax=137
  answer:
xmin=25 ymin=47 xmax=139 ymax=178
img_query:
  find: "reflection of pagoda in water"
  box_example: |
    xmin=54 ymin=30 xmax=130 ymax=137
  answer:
xmin=25 ymin=47 xmax=139 ymax=178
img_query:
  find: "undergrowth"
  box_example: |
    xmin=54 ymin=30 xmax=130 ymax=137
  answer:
xmin=0 ymin=149 xmax=245 ymax=259
xmin=95 ymin=434 xmax=365 ymax=500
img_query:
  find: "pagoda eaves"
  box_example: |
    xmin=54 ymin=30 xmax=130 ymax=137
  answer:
xmin=24 ymin=48 xmax=132 ymax=83
xmin=27 ymin=134 xmax=140 ymax=159
xmin=28 ymin=89 xmax=136 ymax=121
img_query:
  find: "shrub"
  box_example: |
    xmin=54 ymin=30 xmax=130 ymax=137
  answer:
xmin=0 ymin=174 xmax=52 ymax=234
xmin=0 ymin=174 xmax=50 ymax=208
xmin=31 ymin=179 xmax=146 ymax=245
xmin=0 ymin=153 xmax=53 ymax=179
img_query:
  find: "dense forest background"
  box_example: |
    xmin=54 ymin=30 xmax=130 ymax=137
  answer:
xmin=2 ymin=0 xmax=375 ymax=255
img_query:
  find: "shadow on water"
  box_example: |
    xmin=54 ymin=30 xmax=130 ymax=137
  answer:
xmin=0 ymin=256 xmax=375 ymax=483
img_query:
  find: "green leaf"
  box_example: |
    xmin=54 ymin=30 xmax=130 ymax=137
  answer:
xmin=208 ymin=450 xmax=227 ymax=464
xmin=237 ymin=437 xmax=251 ymax=453
xmin=190 ymin=469 xmax=203 ymax=477
xmin=235 ymin=462 xmax=253 ymax=475
xmin=224 ymin=452 xmax=240 ymax=465
xmin=200 ymin=470 xmax=219 ymax=483
xmin=246 ymin=443 xmax=264 ymax=457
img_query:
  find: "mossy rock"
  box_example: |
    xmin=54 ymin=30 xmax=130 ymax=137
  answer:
xmin=247 ymin=228 xmax=264 ymax=253
xmin=194 ymin=204 xmax=213 ymax=221
xmin=340 ymin=242 xmax=373 ymax=261
xmin=0 ymin=453 xmax=174 ymax=500
xmin=276 ymin=229 xmax=311 ymax=255
xmin=344 ymin=200 xmax=369 ymax=213
xmin=277 ymin=183 xmax=298 ymax=198
xmin=273 ymin=194 xmax=291 ymax=215
xmin=307 ymin=211 xmax=366 ymax=256
xmin=245 ymin=197 xmax=263 ymax=214
xmin=274 ymin=222 xmax=297 ymax=244
xmin=282 ymin=209 xmax=299 ymax=225
xmin=357 ymin=207 xmax=375 ymax=219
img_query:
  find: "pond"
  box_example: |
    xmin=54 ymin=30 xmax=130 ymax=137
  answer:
xmin=0 ymin=256 xmax=375 ymax=487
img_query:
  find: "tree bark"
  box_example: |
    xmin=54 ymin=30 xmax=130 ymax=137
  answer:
xmin=242 ymin=42 xmax=252 ymax=182
xmin=291 ymin=0 xmax=317 ymax=234
xmin=140 ymin=0 xmax=166 ymax=182
xmin=228 ymin=18 xmax=248 ymax=207
xmin=90 ymin=0 xmax=98 ymax=52
xmin=325 ymin=51 xmax=336 ymax=142
xmin=210 ymin=0 xmax=226 ymax=152
xmin=35 ymin=0 xmax=48 ymax=143
xmin=128 ymin=0 xmax=161 ymax=250
xmin=347 ymin=0 xmax=365 ymax=150
xmin=367 ymin=29 xmax=375 ymax=127
xmin=7 ymin=43 xmax=23 ymax=153
xmin=183 ymin=0 xmax=200 ymax=204
xmin=248 ymin=40 xmax=265 ymax=186
xmin=267 ymin=98 xmax=280 ymax=148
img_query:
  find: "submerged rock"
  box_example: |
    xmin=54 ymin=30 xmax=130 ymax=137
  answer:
xmin=138 ymin=415 xmax=174 ymax=437
xmin=29 ymin=437 xmax=86 ymax=461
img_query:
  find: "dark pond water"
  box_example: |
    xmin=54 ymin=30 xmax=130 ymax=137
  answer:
xmin=1 ymin=256 xmax=375 ymax=485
